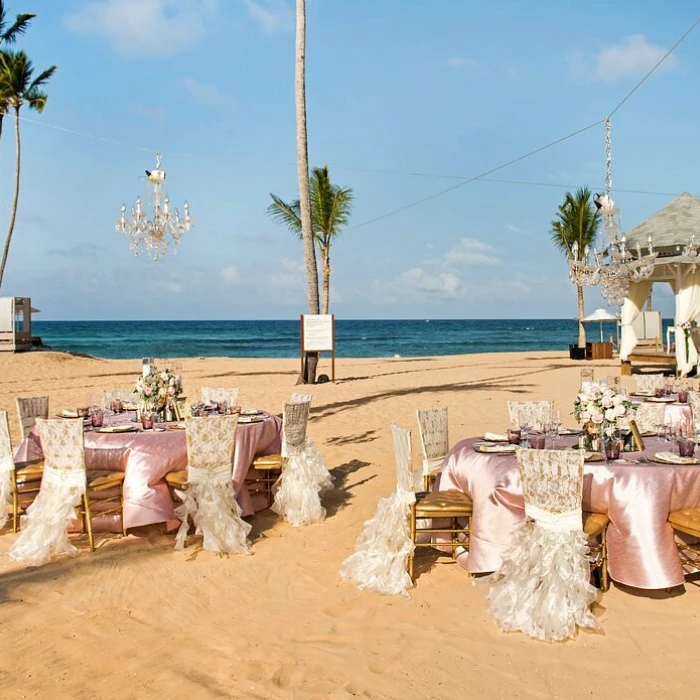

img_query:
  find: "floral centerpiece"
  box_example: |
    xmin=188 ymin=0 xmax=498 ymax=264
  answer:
xmin=135 ymin=365 xmax=182 ymax=417
xmin=681 ymin=321 xmax=697 ymax=364
xmin=573 ymin=381 xmax=636 ymax=444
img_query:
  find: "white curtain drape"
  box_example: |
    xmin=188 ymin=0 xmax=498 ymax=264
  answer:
xmin=619 ymin=280 xmax=652 ymax=360
xmin=674 ymin=269 xmax=700 ymax=375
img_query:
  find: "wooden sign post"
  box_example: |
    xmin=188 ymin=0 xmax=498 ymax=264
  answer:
xmin=300 ymin=314 xmax=335 ymax=382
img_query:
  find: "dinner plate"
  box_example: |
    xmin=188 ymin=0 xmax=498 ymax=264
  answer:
xmin=647 ymin=452 xmax=700 ymax=465
xmin=558 ymin=428 xmax=582 ymax=436
xmin=583 ymin=452 xmax=604 ymax=462
xmin=95 ymin=425 xmax=138 ymax=434
xmin=240 ymin=408 xmax=263 ymax=416
xmin=167 ymin=422 xmax=187 ymax=430
xmin=631 ymin=392 xmax=654 ymax=398
xmin=473 ymin=442 xmax=517 ymax=454
xmin=647 ymin=397 xmax=675 ymax=403
xmin=141 ymin=427 xmax=166 ymax=433
xmin=238 ymin=415 xmax=265 ymax=424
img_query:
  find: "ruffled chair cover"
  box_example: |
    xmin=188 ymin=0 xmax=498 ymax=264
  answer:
xmin=272 ymin=402 xmax=333 ymax=526
xmin=630 ymin=402 xmax=667 ymax=433
xmin=507 ymin=400 xmax=553 ymax=430
xmin=634 ymin=374 xmax=666 ymax=393
xmin=15 ymin=395 xmax=48 ymax=439
xmin=200 ymin=387 xmax=239 ymax=408
xmin=484 ymin=448 xmax=600 ymax=642
xmin=9 ymin=419 xmax=86 ymax=566
xmin=416 ymin=408 xmax=448 ymax=486
xmin=0 ymin=410 xmax=13 ymax=529
xmin=340 ymin=424 xmax=416 ymax=597
xmin=174 ymin=414 xmax=251 ymax=553
xmin=689 ymin=391 xmax=700 ymax=432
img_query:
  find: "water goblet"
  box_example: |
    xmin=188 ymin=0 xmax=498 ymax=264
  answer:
xmin=604 ymin=436 xmax=621 ymax=462
xmin=91 ymin=410 xmax=104 ymax=428
xmin=507 ymin=428 xmax=521 ymax=445
xmin=520 ymin=421 xmax=532 ymax=448
xmin=678 ymin=436 xmax=695 ymax=458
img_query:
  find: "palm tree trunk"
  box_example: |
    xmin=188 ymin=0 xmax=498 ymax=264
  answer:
xmin=577 ymin=282 xmax=586 ymax=349
xmin=0 ymin=107 xmax=20 ymax=293
xmin=322 ymin=247 xmax=330 ymax=315
xmin=295 ymin=0 xmax=319 ymax=382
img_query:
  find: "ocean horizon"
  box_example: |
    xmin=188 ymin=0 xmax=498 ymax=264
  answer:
xmin=30 ymin=318 xmax=676 ymax=361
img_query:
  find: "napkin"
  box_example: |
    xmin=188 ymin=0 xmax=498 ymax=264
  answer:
xmin=61 ymin=409 xmax=79 ymax=418
xmin=653 ymin=451 xmax=697 ymax=465
xmin=475 ymin=443 xmax=516 ymax=453
xmin=98 ymin=425 xmax=137 ymax=433
xmin=483 ymin=431 xmax=508 ymax=442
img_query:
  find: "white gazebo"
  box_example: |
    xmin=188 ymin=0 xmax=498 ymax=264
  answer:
xmin=619 ymin=192 xmax=700 ymax=375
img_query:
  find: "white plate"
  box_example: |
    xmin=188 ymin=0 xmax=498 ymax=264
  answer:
xmin=238 ymin=415 xmax=265 ymax=424
xmin=96 ymin=425 xmax=138 ymax=433
xmin=240 ymin=408 xmax=263 ymax=416
xmin=141 ymin=427 xmax=166 ymax=433
xmin=648 ymin=452 xmax=700 ymax=465
xmin=647 ymin=397 xmax=675 ymax=403
xmin=473 ymin=442 xmax=516 ymax=454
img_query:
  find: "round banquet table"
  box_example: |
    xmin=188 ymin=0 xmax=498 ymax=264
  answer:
xmin=437 ymin=436 xmax=700 ymax=590
xmin=14 ymin=411 xmax=282 ymax=532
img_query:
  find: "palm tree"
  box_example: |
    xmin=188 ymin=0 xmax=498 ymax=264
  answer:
xmin=294 ymin=0 xmax=320 ymax=383
xmin=0 ymin=50 xmax=56 ymax=292
xmin=268 ymin=166 xmax=354 ymax=314
xmin=0 ymin=2 xmax=35 ymax=147
xmin=550 ymin=187 xmax=601 ymax=349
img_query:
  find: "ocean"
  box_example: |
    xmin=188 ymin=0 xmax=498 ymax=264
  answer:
xmin=29 ymin=318 xmax=671 ymax=361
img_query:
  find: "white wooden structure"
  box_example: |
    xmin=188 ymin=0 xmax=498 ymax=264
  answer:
xmin=0 ymin=297 xmax=34 ymax=352
xmin=620 ymin=193 xmax=700 ymax=375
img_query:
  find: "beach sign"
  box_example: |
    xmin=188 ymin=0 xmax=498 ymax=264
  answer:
xmin=300 ymin=314 xmax=336 ymax=381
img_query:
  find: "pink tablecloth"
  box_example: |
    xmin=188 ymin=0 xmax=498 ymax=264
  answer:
xmin=438 ymin=436 xmax=700 ymax=590
xmin=14 ymin=412 xmax=282 ymax=531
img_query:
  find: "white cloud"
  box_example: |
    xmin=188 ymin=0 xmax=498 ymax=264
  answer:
xmin=505 ymin=224 xmax=528 ymax=235
xmin=164 ymin=281 xmax=184 ymax=294
xmin=398 ymin=268 xmax=461 ymax=299
xmin=569 ymin=34 xmax=677 ymax=82
xmin=220 ymin=265 xmax=239 ymax=285
xmin=64 ymin=0 xmax=216 ymax=58
xmin=181 ymin=77 xmax=229 ymax=107
xmin=242 ymin=0 xmax=293 ymax=34
xmin=446 ymin=57 xmax=488 ymax=75
xmin=442 ymin=238 xmax=500 ymax=267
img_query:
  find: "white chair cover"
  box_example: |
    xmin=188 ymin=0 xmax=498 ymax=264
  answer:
xmin=16 ymin=395 xmax=48 ymax=439
xmin=689 ymin=391 xmax=700 ymax=432
xmin=416 ymin=408 xmax=448 ymax=482
xmin=0 ymin=410 xmax=14 ymax=529
xmin=9 ymin=419 xmax=85 ymax=566
xmin=339 ymin=424 xmax=416 ymax=597
xmin=272 ymin=402 xmax=333 ymax=526
xmin=483 ymin=448 xmax=599 ymax=642
xmin=507 ymin=400 xmax=553 ymax=430
xmin=174 ymin=415 xmax=251 ymax=553
xmin=201 ymin=387 xmax=240 ymax=408
xmin=634 ymin=374 xmax=665 ymax=393
xmin=628 ymin=402 xmax=667 ymax=433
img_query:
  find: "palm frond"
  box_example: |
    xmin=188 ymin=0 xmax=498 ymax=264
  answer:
xmin=267 ymin=193 xmax=302 ymax=238
xmin=1 ymin=13 xmax=34 ymax=44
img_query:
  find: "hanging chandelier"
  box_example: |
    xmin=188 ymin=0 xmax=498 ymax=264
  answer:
xmin=569 ymin=117 xmax=656 ymax=305
xmin=116 ymin=152 xmax=193 ymax=261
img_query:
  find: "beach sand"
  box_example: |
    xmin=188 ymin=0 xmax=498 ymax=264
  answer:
xmin=0 ymin=350 xmax=697 ymax=699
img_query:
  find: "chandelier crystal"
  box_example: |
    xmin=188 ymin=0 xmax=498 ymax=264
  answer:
xmin=116 ymin=152 xmax=192 ymax=261
xmin=569 ymin=117 xmax=656 ymax=305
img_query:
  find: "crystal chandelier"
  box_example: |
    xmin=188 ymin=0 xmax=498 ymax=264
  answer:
xmin=116 ymin=152 xmax=192 ymax=261
xmin=569 ymin=117 xmax=656 ymax=305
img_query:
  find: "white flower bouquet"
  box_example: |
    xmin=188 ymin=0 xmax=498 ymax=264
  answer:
xmin=573 ymin=381 xmax=636 ymax=438
xmin=135 ymin=365 xmax=182 ymax=414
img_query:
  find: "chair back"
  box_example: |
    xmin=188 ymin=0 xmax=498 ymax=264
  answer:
xmin=282 ymin=401 xmax=310 ymax=455
xmin=391 ymin=424 xmax=414 ymax=495
xmin=16 ymin=396 xmax=49 ymax=439
xmin=185 ymin=415 xmax=238 ymax=481
xmin=0 ymin=410 xmax=13 ymax=472
xmin=290 ymin=392 xmax=313 ymax=405
xmin=631 ymin=402 xmax=667 ymax=433
xmin=517 ymin=448 xmax=584 ymax=516
xmin=201 ymin=387 xmax=240 ymax=408
xmin=35 ymin=418 xmax=85 ymax=476
xmin=415 ymin=408 xmax=448 ymax=463
xmin=689 ymin=391 xmax=700 ymax=431
xmin=507 ymin=400 xmax=553 ymax=430
xmin=634 ymin=374 xmax=665 ymax=393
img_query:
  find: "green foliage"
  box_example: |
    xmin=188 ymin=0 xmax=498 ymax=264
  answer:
xmin=549 ymin=187 xmax=601 ymax=259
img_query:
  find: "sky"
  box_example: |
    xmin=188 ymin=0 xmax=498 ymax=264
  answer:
xmin=1 ymin=0 xmax=699 ymax=321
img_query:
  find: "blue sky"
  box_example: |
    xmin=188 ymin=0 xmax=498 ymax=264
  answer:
xmin=1 ymin=0 xmax=699 ymax=321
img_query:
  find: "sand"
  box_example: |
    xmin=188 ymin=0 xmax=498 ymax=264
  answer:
xmin=0 ymin=350 xmax=698 ymax=700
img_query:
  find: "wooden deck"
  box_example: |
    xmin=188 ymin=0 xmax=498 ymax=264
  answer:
xmin=621 ymin=349 xmax=677 ymax=376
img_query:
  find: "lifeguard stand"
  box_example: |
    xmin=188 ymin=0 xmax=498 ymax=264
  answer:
xmin=0 ymin=297 xmax=35 ymax=352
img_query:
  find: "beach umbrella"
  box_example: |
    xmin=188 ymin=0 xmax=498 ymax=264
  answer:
xmin=582 ymin=308 xmax=618 ymax=342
